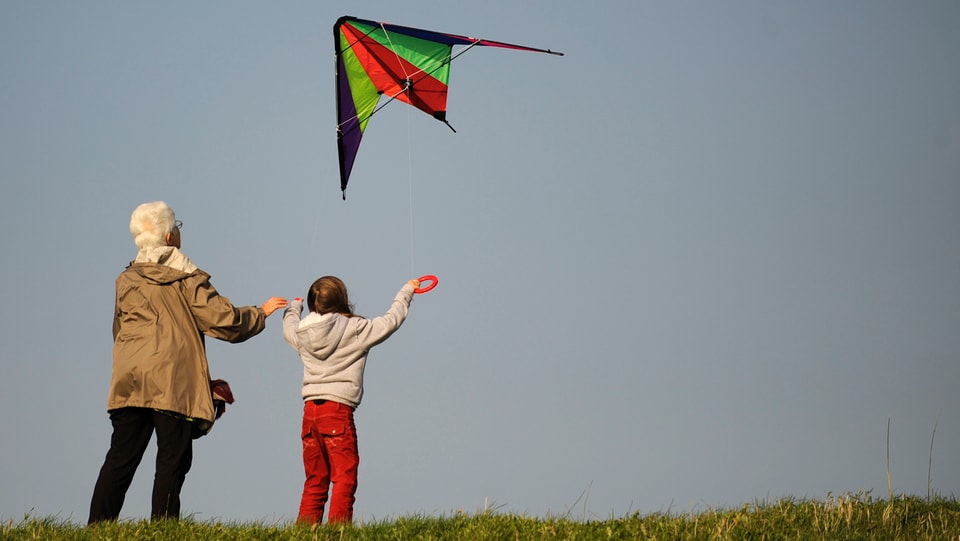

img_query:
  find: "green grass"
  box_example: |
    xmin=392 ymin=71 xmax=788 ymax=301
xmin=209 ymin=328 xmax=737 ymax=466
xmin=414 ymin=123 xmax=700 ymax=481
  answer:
xmin=4 ymin=493 xmax=960 ymax=540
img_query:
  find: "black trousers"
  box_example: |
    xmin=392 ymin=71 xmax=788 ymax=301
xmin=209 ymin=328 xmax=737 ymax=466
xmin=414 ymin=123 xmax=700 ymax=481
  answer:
xmin=88 ymin=407 xmax=194 ymax=523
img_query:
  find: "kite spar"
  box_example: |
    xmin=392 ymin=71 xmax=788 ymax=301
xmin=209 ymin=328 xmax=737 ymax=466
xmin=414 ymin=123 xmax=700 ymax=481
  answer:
xmin=334 ymin=15 xmax=563 ymax=199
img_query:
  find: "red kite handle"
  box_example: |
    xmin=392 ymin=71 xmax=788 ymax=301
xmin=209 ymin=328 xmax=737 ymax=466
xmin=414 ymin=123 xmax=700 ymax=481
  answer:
xmin=415 ymin=275 xmax=438 ymax=294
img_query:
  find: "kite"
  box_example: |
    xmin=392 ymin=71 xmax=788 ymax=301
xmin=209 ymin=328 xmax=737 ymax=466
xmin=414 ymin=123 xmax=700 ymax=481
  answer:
xmin=334 ymin=15 xmax=563 ymax=199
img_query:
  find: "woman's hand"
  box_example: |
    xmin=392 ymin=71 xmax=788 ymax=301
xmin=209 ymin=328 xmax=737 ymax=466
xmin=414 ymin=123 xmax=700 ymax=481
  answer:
xmin=408 ymin=279 xmax=420 ymax=289
xmin=261 ymin=297 xmax=289 ymax=317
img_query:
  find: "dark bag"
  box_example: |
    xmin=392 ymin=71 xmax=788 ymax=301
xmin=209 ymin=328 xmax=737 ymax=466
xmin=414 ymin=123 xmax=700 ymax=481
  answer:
xmin=192 ymin=379 xmax=236 ymax=439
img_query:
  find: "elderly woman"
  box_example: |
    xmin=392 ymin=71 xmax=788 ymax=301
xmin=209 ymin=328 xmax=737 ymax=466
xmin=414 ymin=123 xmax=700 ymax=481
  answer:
xmin=88 ymin=201 xmax=287 ymax=523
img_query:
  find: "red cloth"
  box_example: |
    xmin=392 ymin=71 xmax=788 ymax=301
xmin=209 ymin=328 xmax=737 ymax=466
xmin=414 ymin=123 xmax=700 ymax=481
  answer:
xmin=210 ymin=379 xmax=234 ymax=419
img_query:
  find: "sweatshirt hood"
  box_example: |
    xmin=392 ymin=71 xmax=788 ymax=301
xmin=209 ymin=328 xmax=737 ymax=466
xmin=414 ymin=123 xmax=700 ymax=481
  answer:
xmin=295 ymin=313 xmax=350 ymax=361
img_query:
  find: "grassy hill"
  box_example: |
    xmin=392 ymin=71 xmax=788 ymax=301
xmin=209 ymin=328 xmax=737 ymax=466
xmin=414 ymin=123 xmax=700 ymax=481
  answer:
xmin=4 ymin=493 xmax=959 ymax=540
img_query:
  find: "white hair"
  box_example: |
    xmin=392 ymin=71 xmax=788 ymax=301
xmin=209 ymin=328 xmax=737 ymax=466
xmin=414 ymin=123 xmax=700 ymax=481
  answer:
xmin=129 ymin=201 xmax=176 ymax=250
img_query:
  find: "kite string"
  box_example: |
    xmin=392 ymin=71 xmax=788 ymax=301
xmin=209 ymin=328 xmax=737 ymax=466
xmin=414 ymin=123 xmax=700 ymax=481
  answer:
xmin=306 ymin=192 xmax=324 ymax=287
xmin=407 ymin=104 xmax=415 ymax=276
xmin=380 ymin=23 xmax=413 ymax=81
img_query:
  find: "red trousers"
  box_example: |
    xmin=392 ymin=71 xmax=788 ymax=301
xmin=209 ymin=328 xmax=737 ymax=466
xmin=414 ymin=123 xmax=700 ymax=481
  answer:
xmin=297 ymin=400 xmax=359 ymax=524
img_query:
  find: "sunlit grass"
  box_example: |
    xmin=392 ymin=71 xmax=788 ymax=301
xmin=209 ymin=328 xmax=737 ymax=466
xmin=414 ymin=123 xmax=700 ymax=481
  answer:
xmin=4 ymin=493 xmax=959 ymax=540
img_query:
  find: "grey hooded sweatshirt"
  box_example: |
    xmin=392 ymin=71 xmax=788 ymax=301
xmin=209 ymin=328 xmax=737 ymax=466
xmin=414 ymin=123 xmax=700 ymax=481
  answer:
xmin=281 ymin=283 xmax=415 ymax=409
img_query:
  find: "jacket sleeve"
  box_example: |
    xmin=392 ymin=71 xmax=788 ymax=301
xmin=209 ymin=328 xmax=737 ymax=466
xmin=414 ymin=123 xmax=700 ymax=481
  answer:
xmin=183 ymin=272 xmax=266 ymax=343
xmin=353 ymin=283 xmax=415 ymax=349
xmin=282 ymin=299 xmax=304 ymax=350
xmin=112 ymin=297 xmax=121 ymax=341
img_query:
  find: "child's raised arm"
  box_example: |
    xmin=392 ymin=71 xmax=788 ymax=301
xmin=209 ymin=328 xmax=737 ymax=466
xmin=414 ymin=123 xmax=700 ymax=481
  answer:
xmin=281 ymin=298 xmax=304 ymax=350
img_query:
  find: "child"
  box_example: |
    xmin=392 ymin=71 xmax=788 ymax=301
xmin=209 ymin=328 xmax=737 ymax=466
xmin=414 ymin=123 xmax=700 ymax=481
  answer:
xmin=282 ymin=276 xmax=419 ymax=524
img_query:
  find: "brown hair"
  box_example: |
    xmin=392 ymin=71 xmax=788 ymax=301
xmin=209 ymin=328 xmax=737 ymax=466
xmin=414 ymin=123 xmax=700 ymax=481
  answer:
xmin=307 ymin=276 xmax=357 ymax=317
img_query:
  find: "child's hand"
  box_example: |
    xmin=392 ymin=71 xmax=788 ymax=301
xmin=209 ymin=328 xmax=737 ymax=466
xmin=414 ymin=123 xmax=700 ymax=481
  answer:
xmin=261 ymin=297 xmax=289 ymax=317
xmin=408 ymin=279 xmax=420 ymax=289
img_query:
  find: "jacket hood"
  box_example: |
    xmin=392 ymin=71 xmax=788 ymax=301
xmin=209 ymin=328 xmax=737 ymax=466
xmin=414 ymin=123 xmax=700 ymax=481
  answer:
xmin=128 ymin=261 xmax=203 ymax=286
xmin=295 ymin=313 xmax=350 ymax=361
xmin=128 ymin=246 xmax=201 ymax=285
xmin=134 ymin=246 xmax=198 ymax=273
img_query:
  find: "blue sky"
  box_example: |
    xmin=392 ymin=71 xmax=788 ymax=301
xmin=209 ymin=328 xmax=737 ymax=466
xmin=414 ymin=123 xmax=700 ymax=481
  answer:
xmin=2 ymin=0 xmax=958 ymax=524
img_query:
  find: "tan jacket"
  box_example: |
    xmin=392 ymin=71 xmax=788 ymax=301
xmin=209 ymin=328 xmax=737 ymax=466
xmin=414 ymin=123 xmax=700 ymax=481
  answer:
xmin=107 ymin=262 xmax=266 ymax=424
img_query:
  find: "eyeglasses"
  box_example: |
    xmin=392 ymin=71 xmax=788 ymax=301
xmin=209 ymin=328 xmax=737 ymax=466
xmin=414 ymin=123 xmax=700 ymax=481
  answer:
xmin=174 ymin=220 xmax=183 ymax=230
